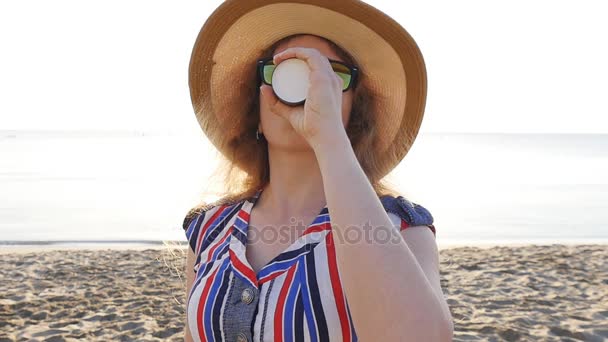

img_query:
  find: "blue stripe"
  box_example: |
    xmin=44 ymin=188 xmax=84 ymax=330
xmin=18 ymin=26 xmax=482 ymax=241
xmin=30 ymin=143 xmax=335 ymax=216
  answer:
xmin=232 ymin=221 xmax=248 ymax=245
xmin=200 ymin=203 xmax=242 ymax=252
xmin=203 ymin=257 xmax=231 ymax=342
xmin=187 ymin=213 xmax=205 ymax=254
xmin=257 ymin=243 xmax=318 ymax=279
xmin=233 ymin=213 xmax=248 ymax=235
xmin=209 ymin=241 xmax=230 ymax=266
xmin=305 ymin=250 xmax=329 ymax=340
xmin=294 ymin=284 xmax=305 ymax=342
xmin=195 ymin=227 xmax=230 ymax=276
xmin=188 ymin=263 xmax=206 ymax=307
xmin=199 ymin=243 xmax=230 ymax=279
xmin=212 ymin=258 xmax=232 ymax=341
xmin=185 ymin=213 xmax=199 ymax=241
xmin=347 ymin=298 xmax=358 ymax=342
xmin=298 ymin=256 xmax=318 ymax=342
xmin=309 ymin=212 xmax=330 ymax=226
xmin=284 ymin=267 xmax=300 ymax=341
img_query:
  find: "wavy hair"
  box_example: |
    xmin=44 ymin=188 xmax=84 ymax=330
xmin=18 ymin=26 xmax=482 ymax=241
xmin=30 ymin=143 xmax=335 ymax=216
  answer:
xmin=162 ymin=34 xmax=407 ymax=295
xmin=187 ymin=33 xmax=402 ymax=218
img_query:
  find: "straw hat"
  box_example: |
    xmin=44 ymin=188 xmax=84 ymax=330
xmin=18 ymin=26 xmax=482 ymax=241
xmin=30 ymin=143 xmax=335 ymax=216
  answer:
xmin=189 ymin=0 xmax=428 ymax=177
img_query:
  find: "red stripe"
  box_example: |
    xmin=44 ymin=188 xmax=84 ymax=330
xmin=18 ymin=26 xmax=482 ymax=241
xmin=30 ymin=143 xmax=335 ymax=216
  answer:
xmin=196 ymin=204 xmax=227 ymax=255
xmin=256 ymin=222 xmax=330 ymax=285
xmin=400 ymin=220 xmax=437 ymax=237
xmin=238 ymin=209 xmax=250 ymax=222
xmin=303 ymin=221 xmax=332 ymax=235
xmin=258 ymin=268 xmax=289 ymax=285
xmin=196 ymin=265 xmax=220 ymax=342
xmin=428 ymin=224 xmax=437 ymax=237
xmin=400 ymin=218 xmax=409 ymax=231
xmin=274 ymin=265 xmax=297 ymax=342
xmin=325 ymin=232 xmax=352 ymax=341
xmin=205 ymin=224 xmax=233 ymax=263
xmin=229 ymin=245 xmax=258 ymax=287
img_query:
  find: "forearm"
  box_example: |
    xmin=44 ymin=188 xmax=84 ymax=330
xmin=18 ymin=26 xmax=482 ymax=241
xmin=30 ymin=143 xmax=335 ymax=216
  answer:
xmin=312 ymin=130 xmax=450 ymax=341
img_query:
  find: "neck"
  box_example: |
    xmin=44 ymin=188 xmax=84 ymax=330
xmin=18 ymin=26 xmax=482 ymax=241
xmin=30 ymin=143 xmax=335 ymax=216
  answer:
xmin=259 ymin=144 xmax=326 ymax=216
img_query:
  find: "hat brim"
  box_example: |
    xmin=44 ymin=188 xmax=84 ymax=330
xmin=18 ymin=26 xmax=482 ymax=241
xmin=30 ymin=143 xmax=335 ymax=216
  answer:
xmin=189 ymin=0 xmax=427 ymax=176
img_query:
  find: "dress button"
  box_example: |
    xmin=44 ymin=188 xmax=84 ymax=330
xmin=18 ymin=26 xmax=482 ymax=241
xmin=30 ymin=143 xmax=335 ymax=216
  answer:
xmin=241 ymin=288 xmax=254 ymax=304
xmin=236 ymin=332 xmax=249 ymax=342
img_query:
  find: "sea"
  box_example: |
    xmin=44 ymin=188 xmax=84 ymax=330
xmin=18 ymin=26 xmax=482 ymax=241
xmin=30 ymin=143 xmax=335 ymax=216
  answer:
xmin=1 ymin=130 xmax=607 ymax=249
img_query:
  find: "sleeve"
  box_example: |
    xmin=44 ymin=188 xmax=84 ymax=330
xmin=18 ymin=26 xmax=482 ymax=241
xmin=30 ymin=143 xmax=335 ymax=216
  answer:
xmin=183 ymin=206 xmax=206 ymax=255
xmin=380 ymin=195 xmax=436 ymax=237
xmin=182 ymin=203 xmax=218 ymax=275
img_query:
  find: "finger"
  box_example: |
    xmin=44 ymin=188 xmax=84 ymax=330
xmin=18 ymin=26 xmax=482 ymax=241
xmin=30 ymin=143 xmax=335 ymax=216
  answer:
xmin=260 ymin=84 xmax=276 ymax=102
xmin=260 ymin=84 xmax=290 ymax=119
xmin=273 ymin=47 xmax=333 ymax=73
xmin=260 ymin=84 xmax=279 ymax=111
xmin=310 ymin=71 xmax=342 ymax=93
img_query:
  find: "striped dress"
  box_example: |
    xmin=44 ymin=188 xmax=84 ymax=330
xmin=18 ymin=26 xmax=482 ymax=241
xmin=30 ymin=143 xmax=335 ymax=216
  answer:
xmin=183 ymin=188 xmax=435 ymax=342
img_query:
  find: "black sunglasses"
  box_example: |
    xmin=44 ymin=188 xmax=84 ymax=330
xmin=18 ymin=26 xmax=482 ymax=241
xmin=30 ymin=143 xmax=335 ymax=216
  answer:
xmin=257 ymin=56 xmax=359 ymax=92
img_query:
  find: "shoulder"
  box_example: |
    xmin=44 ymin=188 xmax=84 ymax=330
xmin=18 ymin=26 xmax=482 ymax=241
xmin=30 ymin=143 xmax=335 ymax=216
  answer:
xmin=182 ymin=196 xmax=244 ymax=233
xmin=182 ymin=202 xmax=223 ymax=232
xmin=379 ymin=194 xmax=436 ymax=235
xmin=182 ymin=196 xmax=248 ymax=256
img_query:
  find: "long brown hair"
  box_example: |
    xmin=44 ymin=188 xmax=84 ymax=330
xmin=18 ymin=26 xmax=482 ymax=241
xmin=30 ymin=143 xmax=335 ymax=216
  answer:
xmin=188 ymin=34 xmax=401 ymax=218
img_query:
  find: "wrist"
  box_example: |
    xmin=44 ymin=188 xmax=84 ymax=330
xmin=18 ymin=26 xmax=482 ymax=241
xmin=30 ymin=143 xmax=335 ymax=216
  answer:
xmin=310 ymin=125 xmax=353 ymax=158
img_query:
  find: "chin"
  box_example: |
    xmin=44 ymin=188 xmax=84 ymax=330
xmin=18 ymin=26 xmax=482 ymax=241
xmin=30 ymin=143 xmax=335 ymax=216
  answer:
xmin=266 ymin=131 xmax=312 ymax=152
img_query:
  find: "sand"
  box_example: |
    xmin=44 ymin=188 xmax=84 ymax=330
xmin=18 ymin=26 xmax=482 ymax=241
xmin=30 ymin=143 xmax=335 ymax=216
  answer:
xmin=0 ymin=243 xmax=606 ymax=341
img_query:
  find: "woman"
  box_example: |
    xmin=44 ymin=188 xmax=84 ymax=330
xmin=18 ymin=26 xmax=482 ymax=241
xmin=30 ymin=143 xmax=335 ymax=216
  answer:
xmin=183 ymin=1 xmax=453 ymax=341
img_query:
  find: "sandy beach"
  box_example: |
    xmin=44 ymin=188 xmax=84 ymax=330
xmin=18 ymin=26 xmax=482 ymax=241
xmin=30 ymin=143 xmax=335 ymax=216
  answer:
xmin=1 ymin=243 xmax=606 ymax=341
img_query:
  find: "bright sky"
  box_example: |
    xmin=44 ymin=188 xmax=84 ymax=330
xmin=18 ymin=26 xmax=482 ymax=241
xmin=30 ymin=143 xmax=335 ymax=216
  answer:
xmin=0 ymin=0 xmax=606 ymax=134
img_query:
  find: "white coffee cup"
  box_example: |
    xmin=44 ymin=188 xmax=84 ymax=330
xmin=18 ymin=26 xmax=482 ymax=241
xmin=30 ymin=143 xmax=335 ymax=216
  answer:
xmin=271 ymin=58 xmax=311 ymax=106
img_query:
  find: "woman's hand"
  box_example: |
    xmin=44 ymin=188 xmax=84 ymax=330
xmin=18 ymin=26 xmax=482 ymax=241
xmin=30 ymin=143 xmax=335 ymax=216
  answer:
xmin=260 ymin=47 xmax=346 ymax=150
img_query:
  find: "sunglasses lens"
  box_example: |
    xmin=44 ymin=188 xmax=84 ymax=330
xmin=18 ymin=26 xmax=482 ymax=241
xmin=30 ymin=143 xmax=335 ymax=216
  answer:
xmin=330 ymin=62 xmax=352 ymax=91
xmin=262 ymin=60 xmax=353 ymax=90
xmin=262 ymin=62 xmax=275 ymax=84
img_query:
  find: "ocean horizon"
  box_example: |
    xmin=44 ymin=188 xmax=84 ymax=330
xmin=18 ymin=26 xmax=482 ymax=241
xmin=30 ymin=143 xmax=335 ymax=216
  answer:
xmin=2 ymin=130 xmax=607 ymax=247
